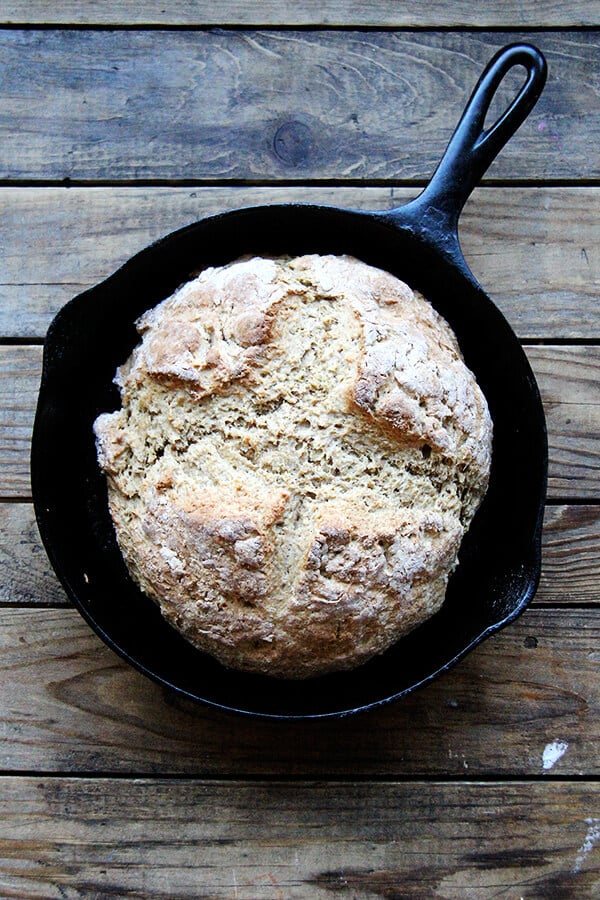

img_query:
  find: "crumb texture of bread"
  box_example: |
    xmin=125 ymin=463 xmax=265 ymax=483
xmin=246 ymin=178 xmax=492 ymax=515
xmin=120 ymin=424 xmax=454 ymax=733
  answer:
xmin=94 ymin=254 xmax=492 ymax=678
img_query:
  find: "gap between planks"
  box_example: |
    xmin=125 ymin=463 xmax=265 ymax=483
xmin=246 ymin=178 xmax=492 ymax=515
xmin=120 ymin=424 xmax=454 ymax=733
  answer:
xmin=0 ymin=771 xmax=598 ymax=784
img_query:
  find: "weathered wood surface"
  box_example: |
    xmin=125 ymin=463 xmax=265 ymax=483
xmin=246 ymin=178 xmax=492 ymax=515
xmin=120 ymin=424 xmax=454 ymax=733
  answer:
xmin=0 ymin=503 xmax=65 ymax=604
xmin=2 ymin=1 xmax=599 ymax=27
xmin=0 ymin=31 xmax=597 ymax=181
xmin=539 ymin=505 xmax=600 ymax=604
xmin=1 ymin=186 xmax=598 ymax=340
xmin=0 ymin=347 xmax=41 ymax=500
xmin=1 ymin=777 xmax=599 ymax=899
xmin=3 ymin=345 xmax=599 ymax=499
xmin=1 ymin=4 xmax=598 ymax=894
xmin=3 ymin=502 xmax=598 ymax=608
xmin=528 ymin=346 xmax=600 ymax=499
xmin=0 ymin=606 xmax=597 ymax=776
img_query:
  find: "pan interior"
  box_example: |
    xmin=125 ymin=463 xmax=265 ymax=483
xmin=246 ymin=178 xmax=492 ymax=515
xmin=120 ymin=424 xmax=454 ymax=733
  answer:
xmin=33 ymin=204 xmax=546 ymax=718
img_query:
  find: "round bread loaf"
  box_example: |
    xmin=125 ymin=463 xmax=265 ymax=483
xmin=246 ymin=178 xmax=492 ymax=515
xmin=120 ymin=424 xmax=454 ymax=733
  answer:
xmin=94 ymin=254 xmax=492 ymax=678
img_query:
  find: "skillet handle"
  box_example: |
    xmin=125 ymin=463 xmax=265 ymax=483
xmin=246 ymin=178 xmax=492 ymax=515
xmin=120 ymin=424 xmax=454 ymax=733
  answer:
xmin=388 ymin=43 xmax=547 ymax=240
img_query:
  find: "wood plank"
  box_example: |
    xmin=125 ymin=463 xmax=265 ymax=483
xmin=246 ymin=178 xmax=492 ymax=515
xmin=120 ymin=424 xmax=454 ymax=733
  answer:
xmin=2 ymin=345 xmax=599 ymax=499
xmin=0 ymin=606 xmax=597 ymax=775
xmin=0 ymin=347 xmax=40 ymax=500
xmin=0 ymin=31 xmax=597 ymax=181
xmin=459 ymin=187 xmax=600 ymax=341
xmin=1 ymin=1 xmax=599 ymax=27
xmin=1 ymin=186 xmax=598 ymax=341
xmin=0 ymin=777 xmax=599 ymax=898
xmin=4 ymin=502 xmax=598 ymax=607
xmin=528 ymin=346 xmax=600 ymax=500
xmin=0 ymin=503 xmax=64 ymax=604
xmin=540 ymin=505 xmax=600 ymax=604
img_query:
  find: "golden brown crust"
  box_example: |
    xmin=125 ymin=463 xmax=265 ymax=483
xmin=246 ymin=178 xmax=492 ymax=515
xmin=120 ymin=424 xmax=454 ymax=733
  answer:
xmin=94 ymin=254 xmax=493 ymax=678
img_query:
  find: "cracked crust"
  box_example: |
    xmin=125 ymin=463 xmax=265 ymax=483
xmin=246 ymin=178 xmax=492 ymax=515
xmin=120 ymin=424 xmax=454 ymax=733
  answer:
xmin=94 ymin=254 xmax=492 ymax=678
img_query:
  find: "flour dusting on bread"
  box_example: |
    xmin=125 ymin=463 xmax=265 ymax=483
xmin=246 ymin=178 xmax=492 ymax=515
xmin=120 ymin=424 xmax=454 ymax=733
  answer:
xmin=94 ymin=255 xmax=492 ymax=678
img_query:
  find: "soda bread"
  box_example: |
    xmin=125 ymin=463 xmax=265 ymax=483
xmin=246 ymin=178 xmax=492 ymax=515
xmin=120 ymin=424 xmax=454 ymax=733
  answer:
xmin=94 ymin=255 xmax=492 ymax=678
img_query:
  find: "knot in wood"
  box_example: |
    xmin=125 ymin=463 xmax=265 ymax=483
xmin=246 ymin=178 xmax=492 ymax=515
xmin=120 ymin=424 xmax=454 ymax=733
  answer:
xmin=273 ymin=121 xmax=314 ymax=167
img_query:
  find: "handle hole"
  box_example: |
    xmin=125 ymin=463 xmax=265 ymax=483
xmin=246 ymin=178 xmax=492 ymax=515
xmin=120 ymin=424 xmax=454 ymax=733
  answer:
xmin=482 ymin=64 xmax=529 ymax=136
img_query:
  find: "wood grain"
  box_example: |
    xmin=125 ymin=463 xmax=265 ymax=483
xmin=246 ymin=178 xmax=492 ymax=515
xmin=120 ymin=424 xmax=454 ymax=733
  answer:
xmin=0 ymin=503 xmax=64 ymax=604
xmin=0 ymin=777 xmax=599 ymax=898
xmin=0 ymin=606 xmax=597 ymax=776
xmin=0 ymin=186 xmax=392 ymax=339
xmin=3 ymin=345 xmax=599 ymax=499
xmin=1 ymin=2 xmax=597 ymax=890
xmin=540 ymin=505 xmax=600 ymax=604
xmin=0 ymin=31 xmax=597 ymax=181
xmin=4 ymin=502 xmax=598 ymax=607
xmin=528 ymin=346 xmax=600 ymax=500
xmin=458 ymin=187 xmax=600 ymax=341
xmin=0 ymin=347 xmax=41 ymax=500
xmin=1 ymin=186 xmax=598 ymax=340
xmin=2 ymin=0 xmax=599 ymax=26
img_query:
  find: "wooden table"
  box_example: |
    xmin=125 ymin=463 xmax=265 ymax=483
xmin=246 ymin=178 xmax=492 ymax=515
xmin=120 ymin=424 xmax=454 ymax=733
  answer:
xmin=1 ymin=3 xmax=599 ymax=896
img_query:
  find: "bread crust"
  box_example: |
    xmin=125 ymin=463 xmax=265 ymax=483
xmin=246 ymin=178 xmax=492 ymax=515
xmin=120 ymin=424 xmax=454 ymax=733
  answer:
xmin=94 ymin=255 xmax=492 ymax=678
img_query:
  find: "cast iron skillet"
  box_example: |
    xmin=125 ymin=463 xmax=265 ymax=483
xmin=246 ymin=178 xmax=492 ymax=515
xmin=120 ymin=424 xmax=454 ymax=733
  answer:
xmin=32 ymin=43 xmax=548 ymax=719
